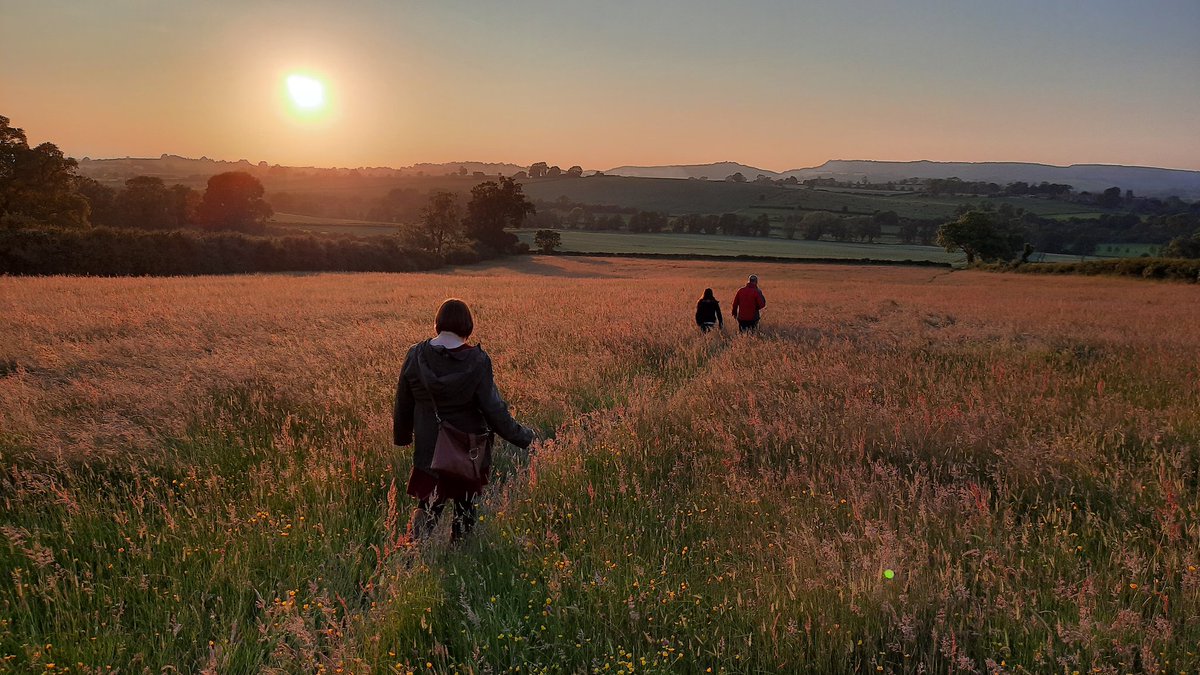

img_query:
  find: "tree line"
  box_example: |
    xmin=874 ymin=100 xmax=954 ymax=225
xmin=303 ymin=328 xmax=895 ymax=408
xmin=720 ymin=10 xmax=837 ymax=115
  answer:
xmin=399 ymin=177 xmax=535 ymax=255
xmin=3 ymin=114 xmax=273 ymax=233
xmin=1 ymin=113 xmax=540 ymax=275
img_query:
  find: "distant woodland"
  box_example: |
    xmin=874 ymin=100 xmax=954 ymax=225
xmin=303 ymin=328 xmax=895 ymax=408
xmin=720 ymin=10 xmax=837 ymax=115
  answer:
xmin=4 ymin=112 xmax=1200 ymax=276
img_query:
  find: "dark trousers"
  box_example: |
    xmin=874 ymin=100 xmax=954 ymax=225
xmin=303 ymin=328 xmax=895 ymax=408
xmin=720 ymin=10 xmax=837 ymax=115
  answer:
xmin=414 ymin=497 xmax=476 ymax=542
xmin=698 ymin=322 xmax=719 ymax=333
xmin=737 ymin=318 xmax=759 ymax=332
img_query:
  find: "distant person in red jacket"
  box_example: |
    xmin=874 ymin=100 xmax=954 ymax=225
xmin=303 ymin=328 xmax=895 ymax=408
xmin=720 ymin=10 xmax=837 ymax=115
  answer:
xmin=731 ymin=274 xmax=766 ymax=332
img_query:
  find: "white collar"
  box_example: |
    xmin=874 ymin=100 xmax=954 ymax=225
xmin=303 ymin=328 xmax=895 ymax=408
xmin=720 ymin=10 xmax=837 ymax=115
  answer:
xmin=430 ymin=331 xmax=466 ymax=349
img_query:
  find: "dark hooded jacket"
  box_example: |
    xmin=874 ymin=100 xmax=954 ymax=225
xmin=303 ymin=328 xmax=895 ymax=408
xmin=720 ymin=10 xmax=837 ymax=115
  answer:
xmin=394 ymin=340 xmax=534 ymax=476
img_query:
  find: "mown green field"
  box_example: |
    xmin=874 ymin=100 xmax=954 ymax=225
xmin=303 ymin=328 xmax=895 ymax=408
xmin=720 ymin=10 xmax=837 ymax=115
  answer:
xmin=516 ymin=230 xmax=961 ymax=263
xmin=514 ymin=230 xmax=1083 ymax=264
xmin=271 ymin=212 xmax=398 ymax=237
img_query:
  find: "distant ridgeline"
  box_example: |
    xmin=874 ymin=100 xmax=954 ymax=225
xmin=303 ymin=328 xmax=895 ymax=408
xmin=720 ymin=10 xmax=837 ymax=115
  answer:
xmin=605 ymin=160 xmax=1200 ymax=200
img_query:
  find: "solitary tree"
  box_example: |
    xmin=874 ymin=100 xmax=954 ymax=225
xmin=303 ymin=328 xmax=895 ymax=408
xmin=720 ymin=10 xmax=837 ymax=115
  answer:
xmin=196 ymin=171 xmax=272 ymax=232
xmin=1163 ymin=233 xmax=1200 ymax=259
xmin=409 ymin=191 xmax=461 ymax=255
xmin=936 ymin=211 xmax=1020 ymax=264
xmin=826 ymin=216 xmax=850 ymax=242
xmin=801 ymin=211 xmax=837 ymax=241
xmin=854 ymin=216 xmax=882 ymax=243
xmin=78 ymin=177 xmax=117 ymax=227
xmin=463 ymin=176 xmax=534 ymax=251
xmin=718 ymin=212 xmax=742 ymax=236
xmin=114 ymin=176 xmax=175 ymax=229
xmin=565 ymin=165 xmax=583 ymax=178
xmin=534 ymin=229 xmax=562 ymax=254
xmin=1098 ymin=186 xmax=1123 ymax=209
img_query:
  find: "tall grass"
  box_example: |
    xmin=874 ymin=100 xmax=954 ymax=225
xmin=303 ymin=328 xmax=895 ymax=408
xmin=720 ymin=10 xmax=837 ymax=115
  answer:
xmin=1 ymin=259 xmax=1197 ymax=673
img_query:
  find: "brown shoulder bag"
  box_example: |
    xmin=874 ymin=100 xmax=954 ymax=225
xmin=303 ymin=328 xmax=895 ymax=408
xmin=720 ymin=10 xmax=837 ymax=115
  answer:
xmin=416 ymin=344 xmax=494 ymax=487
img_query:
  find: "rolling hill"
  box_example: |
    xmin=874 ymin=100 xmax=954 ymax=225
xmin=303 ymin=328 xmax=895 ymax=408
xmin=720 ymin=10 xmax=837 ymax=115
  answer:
xmin=605 ymin=160 xmax=1200 ymax=198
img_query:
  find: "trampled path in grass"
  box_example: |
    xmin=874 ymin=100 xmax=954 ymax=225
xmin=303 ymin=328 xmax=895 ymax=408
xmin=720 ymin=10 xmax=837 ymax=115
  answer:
xmin=1 ymin=257 xmax=1198 ymax=672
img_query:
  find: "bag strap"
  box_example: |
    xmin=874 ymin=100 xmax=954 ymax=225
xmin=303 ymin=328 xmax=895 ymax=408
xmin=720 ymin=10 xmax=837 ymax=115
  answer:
xmin=414 ymin=341 xmax=443 ymax=424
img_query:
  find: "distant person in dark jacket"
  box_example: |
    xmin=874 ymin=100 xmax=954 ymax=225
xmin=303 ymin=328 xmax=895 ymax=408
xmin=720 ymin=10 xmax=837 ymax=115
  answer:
xmin=394 ymin=299 xmax=536 ymax=542
xmin=695 ymin=288 xmax=724 ymax=332
xmin=732 ymin=274 xmax=767 ymax=332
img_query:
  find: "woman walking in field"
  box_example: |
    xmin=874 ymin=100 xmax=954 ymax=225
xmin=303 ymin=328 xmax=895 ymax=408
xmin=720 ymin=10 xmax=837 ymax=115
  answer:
xmin=394 ymin=299 xmax=536 ymax=542
xmin=695 ymin=288 xmax=724 ymax=332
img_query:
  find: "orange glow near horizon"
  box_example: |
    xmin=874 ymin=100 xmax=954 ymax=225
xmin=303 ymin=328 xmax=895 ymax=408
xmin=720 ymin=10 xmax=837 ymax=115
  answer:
xmin=2 ymin=2 xmax=1198 ymax=172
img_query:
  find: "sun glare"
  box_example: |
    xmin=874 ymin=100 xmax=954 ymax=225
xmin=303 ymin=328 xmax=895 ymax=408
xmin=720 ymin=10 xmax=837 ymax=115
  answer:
xmin=286 ymin=74 xmax=325 ymax=110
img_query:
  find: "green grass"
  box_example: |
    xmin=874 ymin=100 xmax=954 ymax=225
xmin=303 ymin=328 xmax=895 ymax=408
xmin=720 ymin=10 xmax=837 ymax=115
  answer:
xmin=514 ymin=230 xmax=1083 ymax=264
xmin=520 ymin=177 xmax=1114 ymax=220
xmin=2 ymin=264 xmax=1198 ymax=672
xmin=516 ymin=229 xmax=960 ymax=262
xmin=270 ymin=212 xmax=398 ymax=237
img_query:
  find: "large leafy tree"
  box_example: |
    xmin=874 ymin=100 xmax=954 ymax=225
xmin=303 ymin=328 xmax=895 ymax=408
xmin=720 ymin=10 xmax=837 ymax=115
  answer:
xmin=0 ymin=115 xmax=89 ymax=227
xmin=196 ymin=171 xmax=272 ymax=232
xmin=937 ymin=210 xmax=1022 ymax=264
xmin=405 ymin=191 xmax=461 ymax=255
xmin=114 ymin=176 xmax=174 ymax=229
xmin=77 ymin=178 xmax=117 ymax=227
xmin=463 ymin=176 xmax=534 ymax=251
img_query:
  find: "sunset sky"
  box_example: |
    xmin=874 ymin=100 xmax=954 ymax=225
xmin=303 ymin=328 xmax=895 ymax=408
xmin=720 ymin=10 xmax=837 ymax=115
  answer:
xmin=3 ymin=0 xmax=1199 ymax=172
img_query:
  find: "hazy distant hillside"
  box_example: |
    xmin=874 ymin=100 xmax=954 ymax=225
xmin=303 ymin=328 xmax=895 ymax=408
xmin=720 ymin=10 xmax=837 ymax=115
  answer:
xmin=602 ymin=159 xmax=1200 ymax=198
xmin=605 ymin=162 xmax=779 ymax=180
xmin=781 ymin=160 xmax=1200 ymax=198
xmin=76 ymin=155 xmax=1200 ymax=199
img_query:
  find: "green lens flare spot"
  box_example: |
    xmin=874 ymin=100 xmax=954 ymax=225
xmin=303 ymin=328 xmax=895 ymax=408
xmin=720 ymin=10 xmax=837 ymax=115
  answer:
xmin=883 ymin=569 xmax=895 ymax=580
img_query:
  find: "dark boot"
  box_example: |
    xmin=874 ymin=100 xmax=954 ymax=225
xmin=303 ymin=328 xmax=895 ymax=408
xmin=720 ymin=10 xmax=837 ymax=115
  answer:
xmin=411 ymin=500 xmax=444 ymax=542
xmin=450 ymin=499 xmax=477 ymax=543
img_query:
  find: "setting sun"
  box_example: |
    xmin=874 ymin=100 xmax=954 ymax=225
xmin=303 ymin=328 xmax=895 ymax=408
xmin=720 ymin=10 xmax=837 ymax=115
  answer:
xmin=285 ymin=74 xmax=325 ymax=110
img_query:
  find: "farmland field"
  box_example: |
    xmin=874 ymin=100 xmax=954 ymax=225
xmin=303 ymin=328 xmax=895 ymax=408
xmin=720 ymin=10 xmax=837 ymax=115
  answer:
xmin=271 ymin=212 xmax=398 ymax=237
xmin=510 ymin=177 xmax=1112 ymax=221
xmin=1 ymin=258 xmax=1198 ymax=673
xmin=514 ymin=230 xmax=1084 ymax=265
xmin=250 ymin=173 xmax=1114 ymax=223
xmin=515 ymin=230 xmax=964 ymax=263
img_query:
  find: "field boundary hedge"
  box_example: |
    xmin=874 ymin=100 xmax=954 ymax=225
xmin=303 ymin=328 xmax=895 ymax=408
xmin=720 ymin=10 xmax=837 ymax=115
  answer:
xmin=0 ymin=226 xmax=488 ymax=276
xmin=551 ymin=250 xmax=953 ymax=268
xmin=986 ymin=257 xmax=1200 ymax=282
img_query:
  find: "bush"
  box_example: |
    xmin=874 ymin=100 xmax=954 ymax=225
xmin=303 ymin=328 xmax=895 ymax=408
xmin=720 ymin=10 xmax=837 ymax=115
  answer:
xmin=0 ymin=226 xmax=481 ymax=276
xmin=999 ymin=257 xmax=1200 ymax=282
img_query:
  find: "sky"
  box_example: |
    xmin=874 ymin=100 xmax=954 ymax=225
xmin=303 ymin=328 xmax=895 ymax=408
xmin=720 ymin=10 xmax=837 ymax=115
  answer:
xmin=2 ymin=0 xmax=1199 ymax=172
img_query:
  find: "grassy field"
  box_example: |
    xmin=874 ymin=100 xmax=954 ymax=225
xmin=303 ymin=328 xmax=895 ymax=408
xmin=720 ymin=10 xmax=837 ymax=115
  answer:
xmin=513 ymin=230 xmax=1084 ymax=264
xmin=515 ymin=230 xmax=963 ymax=263
xmin=2 ymin=258 xmax=1198 ymax=673
xmin=255 ymin=173 xmax=1110 ymax=224
xmin=519 ymin=177 xmax=1110 ymax=221
xmin=271 ymin=212 xmax=398 ymax=237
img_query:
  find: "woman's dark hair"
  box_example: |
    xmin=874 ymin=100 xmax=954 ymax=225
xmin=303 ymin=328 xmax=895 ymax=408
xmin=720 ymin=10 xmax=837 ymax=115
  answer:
xmin=435 ymin=298 xmax=474 ymax=338
xmin=702 ymin=288 xmax=715 ymax=300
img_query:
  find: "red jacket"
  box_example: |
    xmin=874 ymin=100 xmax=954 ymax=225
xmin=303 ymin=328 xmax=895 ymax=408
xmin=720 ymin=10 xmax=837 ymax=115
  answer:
xmin=732 ymin=282 xmax=766 ymax=321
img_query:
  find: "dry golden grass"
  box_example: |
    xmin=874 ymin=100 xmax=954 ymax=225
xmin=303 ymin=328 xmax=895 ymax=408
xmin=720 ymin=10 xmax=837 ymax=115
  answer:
xmin=1 ymin=257 xmax=1198 ymax=673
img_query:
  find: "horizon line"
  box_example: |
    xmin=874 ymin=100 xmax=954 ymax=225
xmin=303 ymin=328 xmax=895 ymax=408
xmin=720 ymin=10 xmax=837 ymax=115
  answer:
xmin=75 ymin=154 xmax=1200 ymax=175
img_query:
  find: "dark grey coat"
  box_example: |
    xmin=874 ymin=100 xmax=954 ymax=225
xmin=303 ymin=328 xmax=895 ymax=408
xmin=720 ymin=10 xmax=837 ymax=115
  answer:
xmin=393 ymin=340 xmax=534 ymax=475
